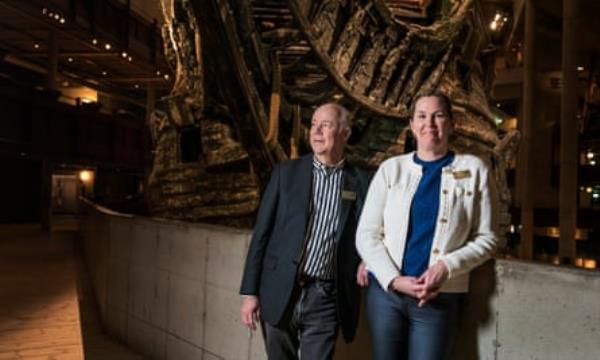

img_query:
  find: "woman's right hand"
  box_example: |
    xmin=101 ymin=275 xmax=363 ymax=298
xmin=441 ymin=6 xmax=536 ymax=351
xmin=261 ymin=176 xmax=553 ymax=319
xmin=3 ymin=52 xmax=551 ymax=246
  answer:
xmin=389 ymin=276 xmax=421 ymax=297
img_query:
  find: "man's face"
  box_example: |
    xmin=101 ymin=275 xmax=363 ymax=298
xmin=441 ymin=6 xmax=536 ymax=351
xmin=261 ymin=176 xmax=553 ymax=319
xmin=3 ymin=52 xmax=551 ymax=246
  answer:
xmin=309 ymin=106 xmax=350 ymax=159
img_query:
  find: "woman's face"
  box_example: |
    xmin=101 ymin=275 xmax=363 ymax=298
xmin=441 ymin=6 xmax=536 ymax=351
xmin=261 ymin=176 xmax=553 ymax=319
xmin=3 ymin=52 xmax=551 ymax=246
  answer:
xmin=410 ymin=96 xmax=453 ymax=154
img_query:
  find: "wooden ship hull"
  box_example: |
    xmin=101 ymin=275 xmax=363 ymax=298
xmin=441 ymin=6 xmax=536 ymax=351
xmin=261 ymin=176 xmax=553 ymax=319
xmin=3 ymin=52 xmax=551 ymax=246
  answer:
xmin=146 ymin=0 xmax=518 ymax=229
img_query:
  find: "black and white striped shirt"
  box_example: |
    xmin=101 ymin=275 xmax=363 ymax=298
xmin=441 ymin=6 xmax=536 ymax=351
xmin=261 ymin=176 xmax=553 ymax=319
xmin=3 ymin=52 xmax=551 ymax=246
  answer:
xmin=300 ymin=157 xmax=344 ymax=280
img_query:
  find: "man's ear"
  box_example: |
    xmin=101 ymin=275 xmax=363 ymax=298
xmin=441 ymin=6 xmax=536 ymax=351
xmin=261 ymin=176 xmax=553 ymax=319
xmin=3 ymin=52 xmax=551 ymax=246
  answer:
xmin=343 ymin=127 xmax=351 ymax=141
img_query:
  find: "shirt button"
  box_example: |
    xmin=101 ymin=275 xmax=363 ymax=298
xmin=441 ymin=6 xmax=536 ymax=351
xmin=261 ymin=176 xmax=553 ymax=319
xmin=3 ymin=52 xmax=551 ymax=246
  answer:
xmin=432 ymin=248 xmax=440 ymax=255
xmin=439 ymin=218 xmax=447 ymax=223
xmin=442 ymin=189 xmax=448 ymax=194
xmin=466 ymin=191 xmax=473 ymax=196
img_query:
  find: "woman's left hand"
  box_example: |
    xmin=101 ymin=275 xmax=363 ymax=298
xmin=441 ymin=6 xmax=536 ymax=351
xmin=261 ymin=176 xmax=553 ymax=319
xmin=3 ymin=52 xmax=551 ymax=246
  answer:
xmin=416 ymin=261 xmax=449 ymax=307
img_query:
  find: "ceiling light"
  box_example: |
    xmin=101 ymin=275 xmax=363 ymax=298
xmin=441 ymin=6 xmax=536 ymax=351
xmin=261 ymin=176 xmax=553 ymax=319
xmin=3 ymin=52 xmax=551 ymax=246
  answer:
xmin=134 ymin=84 xmax=140 ymax=89
xmin=92 ymin=38 xmax=98 ymax=45
xmin=104 ymin=43 xmax=111 ymax=50
xmin=60 ymin=18 xmax=65 ymax=24
xmin=164 ymin=74 xmax=170 ymax=80
xmin=34 ymin=43 xmax=40 ymax=49
xmin=121 ymin=51 xmax=128 ymax=58
xmin=102 ymin=70 xmax=107 ymax=76
xmin=156 ymin=70 xmax=161 ymax=76
xmin=127 ymin=56 xmax=132 ymax=62
xmin=48 ymin=12 xmax=54 ymax=17
xmin=42 ymin=8 xmax=48 ymax=15
xmin=67 ymin=57 xmax=73 ymax=62
xmin=577 ymin=66 xmax=585 ymax=71
xmin=54 ymin=14 xmax=60 ymax=20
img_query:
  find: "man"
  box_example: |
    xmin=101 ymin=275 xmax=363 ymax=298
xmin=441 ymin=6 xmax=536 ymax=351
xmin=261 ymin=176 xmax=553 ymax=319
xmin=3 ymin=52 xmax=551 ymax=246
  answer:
xmin=239 ymin=103 xmax=370 ymax=359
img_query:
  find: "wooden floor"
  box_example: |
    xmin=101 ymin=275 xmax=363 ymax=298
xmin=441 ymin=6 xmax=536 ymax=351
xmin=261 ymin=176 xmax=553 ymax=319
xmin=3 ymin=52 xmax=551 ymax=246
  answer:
xmin=0 ymin=220 xmax=143 ymax=360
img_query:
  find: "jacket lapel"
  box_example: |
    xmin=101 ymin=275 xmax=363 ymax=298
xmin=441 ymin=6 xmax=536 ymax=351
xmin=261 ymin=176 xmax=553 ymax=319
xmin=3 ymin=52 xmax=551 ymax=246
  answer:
xmin=295 ymin=155 xmax=313 ymax=238
xmin=335 ymin=164 xmax=357 ymax=242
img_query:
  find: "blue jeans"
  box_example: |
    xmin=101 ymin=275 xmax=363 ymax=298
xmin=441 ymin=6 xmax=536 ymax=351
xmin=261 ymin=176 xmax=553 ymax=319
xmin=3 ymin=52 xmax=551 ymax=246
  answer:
xmin=264 ymin=279 xmax=338 ymax=360
xmin=366 ymin=274 xmax=464 ymax=360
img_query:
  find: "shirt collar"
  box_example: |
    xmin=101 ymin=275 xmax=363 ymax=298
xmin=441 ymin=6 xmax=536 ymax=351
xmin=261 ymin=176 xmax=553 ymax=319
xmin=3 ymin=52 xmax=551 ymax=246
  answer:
xmin=312 ymin=156 xmax=345 ymax=174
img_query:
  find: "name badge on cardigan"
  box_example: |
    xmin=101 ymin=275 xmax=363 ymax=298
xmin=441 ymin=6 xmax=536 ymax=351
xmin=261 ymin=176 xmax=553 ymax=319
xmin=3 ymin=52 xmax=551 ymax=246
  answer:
xmin=342 ymin=190 xmax=357 ymax=201
xmin=452 ymin=170 xmax=471 ymax=179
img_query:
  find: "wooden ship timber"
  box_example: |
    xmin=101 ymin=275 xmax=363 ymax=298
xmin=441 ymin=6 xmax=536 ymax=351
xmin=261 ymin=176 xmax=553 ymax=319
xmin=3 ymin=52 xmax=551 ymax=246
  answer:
xmin=146 ymin=0 xmax=519 ymax=229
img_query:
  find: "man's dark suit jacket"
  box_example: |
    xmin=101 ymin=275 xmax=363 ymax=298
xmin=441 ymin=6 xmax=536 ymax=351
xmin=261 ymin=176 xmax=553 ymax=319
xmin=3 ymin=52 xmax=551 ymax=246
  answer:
xmin=240 ymin=154 xmax=370 ymax=343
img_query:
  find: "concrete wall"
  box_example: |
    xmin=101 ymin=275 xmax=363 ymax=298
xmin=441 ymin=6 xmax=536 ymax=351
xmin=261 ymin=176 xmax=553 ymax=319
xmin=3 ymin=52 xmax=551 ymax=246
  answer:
xmin=79 ymin=201 xmax=600 ymax=360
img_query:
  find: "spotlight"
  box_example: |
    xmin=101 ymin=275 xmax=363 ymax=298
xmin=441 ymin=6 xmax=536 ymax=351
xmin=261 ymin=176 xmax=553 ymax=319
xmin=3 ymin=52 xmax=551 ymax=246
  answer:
xmin=587 ymin=151 xmax=594 ymax=159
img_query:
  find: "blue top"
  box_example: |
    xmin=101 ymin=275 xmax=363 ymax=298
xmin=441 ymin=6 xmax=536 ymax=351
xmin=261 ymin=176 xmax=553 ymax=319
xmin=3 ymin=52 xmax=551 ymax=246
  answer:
xmin=402 ymin=151 xmax=455 ymax=277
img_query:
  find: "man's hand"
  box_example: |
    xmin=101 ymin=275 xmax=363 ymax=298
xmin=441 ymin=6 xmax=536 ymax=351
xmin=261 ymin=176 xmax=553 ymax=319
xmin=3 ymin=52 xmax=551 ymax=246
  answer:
xmin=240 ymin=296 xmax=261 ymax=330
xmin=356 ymin=261 xmax=369 ymax=287
xmin=389 ymin=276 xmax=421 ymax=297
xmin=416 ymin=261 xmax=449 ymax=307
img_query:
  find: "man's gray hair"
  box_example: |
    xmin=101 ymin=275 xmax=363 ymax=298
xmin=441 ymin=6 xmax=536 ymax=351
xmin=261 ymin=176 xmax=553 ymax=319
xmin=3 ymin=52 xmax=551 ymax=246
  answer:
xmin=313 ymin=103 xmax=352 ymax=129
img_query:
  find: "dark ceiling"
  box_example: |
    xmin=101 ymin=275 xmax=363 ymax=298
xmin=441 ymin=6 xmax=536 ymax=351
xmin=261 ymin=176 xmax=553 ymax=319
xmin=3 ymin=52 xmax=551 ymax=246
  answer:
xmin=0 ymin=0 xmax=172 ymax=109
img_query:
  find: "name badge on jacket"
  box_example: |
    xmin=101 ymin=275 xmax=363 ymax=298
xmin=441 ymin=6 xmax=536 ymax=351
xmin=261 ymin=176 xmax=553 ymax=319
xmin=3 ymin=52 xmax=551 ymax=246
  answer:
xmin=452 ymin=170 xmax=471 ymax=180
xmin=342 ymin=190 xmax=357 ymax=201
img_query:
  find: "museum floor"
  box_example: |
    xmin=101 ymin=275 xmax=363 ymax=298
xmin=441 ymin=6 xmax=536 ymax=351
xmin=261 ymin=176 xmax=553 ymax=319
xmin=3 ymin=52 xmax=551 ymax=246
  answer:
xmin=0 ymin=219 xmax=142 ymax=359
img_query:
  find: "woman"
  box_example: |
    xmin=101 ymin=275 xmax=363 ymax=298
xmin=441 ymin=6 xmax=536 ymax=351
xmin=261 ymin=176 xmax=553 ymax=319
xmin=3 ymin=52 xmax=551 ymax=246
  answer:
xmin=356 ymin=92 xmax=501 ymax=360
